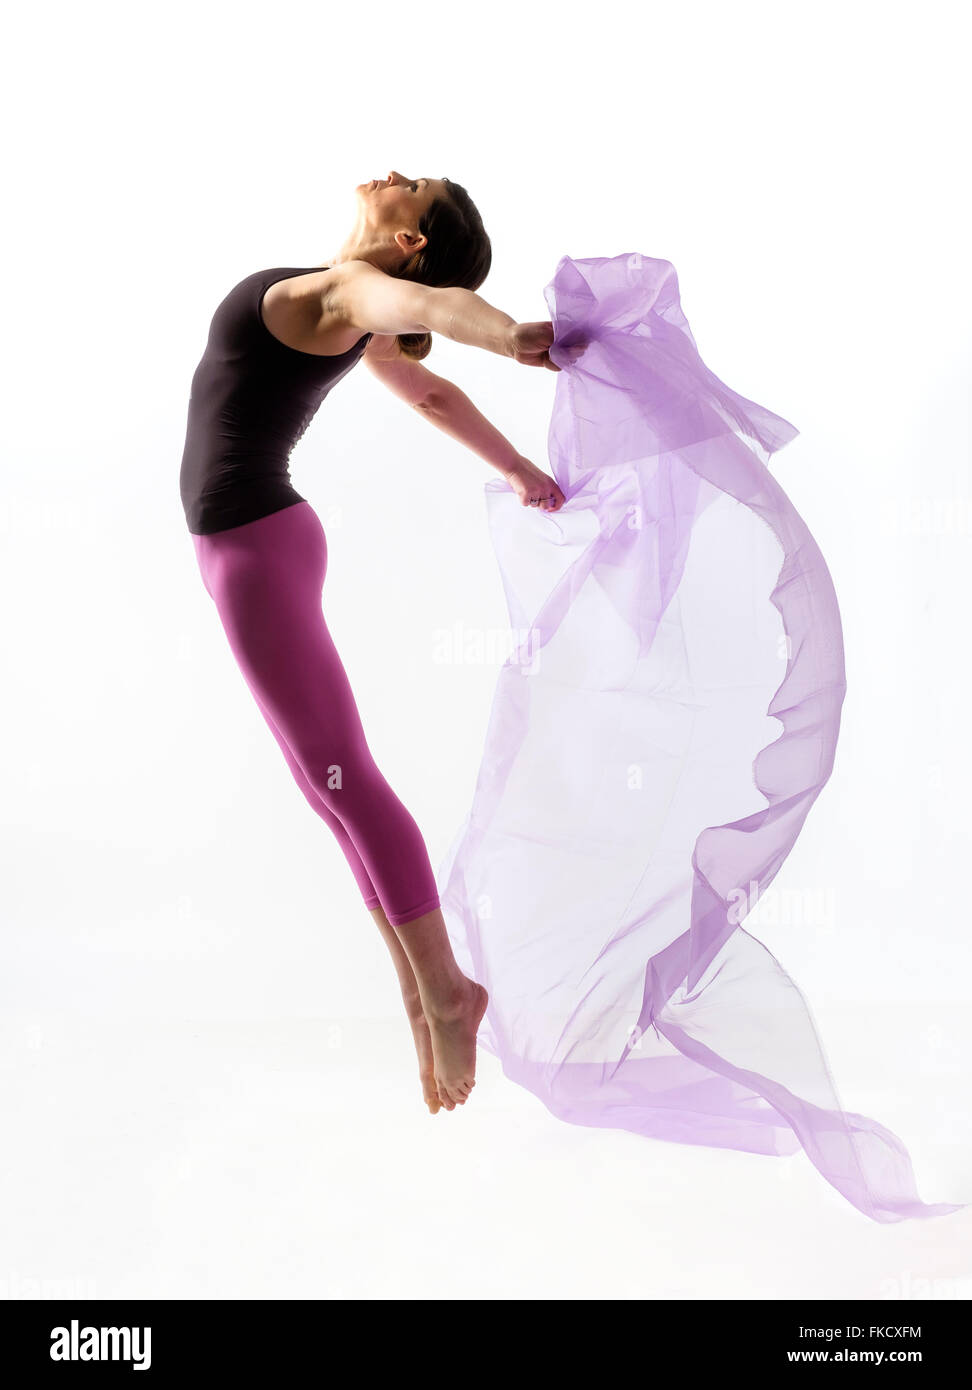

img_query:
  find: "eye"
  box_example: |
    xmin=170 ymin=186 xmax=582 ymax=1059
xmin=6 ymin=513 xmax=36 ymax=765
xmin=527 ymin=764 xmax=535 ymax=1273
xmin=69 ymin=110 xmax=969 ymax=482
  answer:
xmin=410 ymin=182 xmax=418 ymax=192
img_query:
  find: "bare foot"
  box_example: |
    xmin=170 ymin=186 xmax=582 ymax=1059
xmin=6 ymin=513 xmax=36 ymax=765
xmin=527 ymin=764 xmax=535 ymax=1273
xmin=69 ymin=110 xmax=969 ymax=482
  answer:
xmin=402 ymin=994 xmax=441 ymax=1114
xmin=425 ymin=979 xmax=489 ymax=1109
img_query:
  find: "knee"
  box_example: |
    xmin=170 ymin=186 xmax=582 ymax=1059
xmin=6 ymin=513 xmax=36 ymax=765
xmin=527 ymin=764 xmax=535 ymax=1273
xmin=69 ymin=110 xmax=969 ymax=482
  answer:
xmin=297 ymin=744 xmax=383 ymax=809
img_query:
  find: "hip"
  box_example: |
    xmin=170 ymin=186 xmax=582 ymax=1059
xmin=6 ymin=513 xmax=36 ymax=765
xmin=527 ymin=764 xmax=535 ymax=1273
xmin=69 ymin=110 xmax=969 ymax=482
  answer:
xmin=191 ymin=498 xmax=328 ymax=602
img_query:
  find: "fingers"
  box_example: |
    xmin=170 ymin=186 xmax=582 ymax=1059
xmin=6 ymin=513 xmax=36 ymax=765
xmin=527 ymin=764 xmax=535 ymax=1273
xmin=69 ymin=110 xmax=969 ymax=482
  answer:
xmin=531 ymin=350 xmax=562 ymax=371
xmin=539 ymin=349 xmax=561 ymax=371
xmin=524 ymin=490 xmax=565 ymax=513
xmin=511 ymin=321 xmax=564 ymax=371
xmin=514 ymin=457 xmax=566 ymax=514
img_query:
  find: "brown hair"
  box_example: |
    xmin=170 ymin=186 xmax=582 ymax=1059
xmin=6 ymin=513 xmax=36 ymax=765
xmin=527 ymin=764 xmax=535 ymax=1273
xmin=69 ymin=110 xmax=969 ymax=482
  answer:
xmin=384 ymin=178 xmax=492 ymax=361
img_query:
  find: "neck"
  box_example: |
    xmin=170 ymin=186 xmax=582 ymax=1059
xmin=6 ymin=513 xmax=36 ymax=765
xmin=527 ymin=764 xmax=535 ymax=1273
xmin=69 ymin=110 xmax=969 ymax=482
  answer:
xmin=323 ymin=215 xmax=408 ymax=273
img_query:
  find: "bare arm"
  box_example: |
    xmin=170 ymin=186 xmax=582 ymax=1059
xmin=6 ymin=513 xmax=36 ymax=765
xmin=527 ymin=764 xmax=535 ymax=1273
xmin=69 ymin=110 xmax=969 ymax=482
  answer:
xmin=336 ymin=260 xmax=559 ymax=368
xmin=417 ymin=381 xmax=565 ymax=509
xmin=411 ymin=378 xmax=523 ymax=478
xmin=363 ymin=335 xmax=565 ymax=511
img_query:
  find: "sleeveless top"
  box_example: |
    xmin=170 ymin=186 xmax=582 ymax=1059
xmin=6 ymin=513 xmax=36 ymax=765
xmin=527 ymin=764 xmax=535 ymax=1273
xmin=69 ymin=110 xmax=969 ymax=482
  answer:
xmin=179 ymin=266 xmax=373 ymax=534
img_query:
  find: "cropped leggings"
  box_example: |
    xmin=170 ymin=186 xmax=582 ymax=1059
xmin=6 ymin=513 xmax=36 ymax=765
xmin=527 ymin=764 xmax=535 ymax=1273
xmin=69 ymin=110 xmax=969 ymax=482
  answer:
xmin=192 ymin=500 xmax=441 ymax=927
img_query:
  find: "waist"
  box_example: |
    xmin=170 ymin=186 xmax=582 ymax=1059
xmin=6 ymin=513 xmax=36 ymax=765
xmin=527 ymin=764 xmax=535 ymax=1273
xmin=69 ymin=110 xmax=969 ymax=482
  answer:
xmin=180 ymin=464 xmax=306 ymax=536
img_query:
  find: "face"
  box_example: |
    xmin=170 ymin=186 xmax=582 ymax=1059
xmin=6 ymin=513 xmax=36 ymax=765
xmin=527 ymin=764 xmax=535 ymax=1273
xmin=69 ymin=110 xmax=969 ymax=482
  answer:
xmin=355 ymin=170 xmax=449 ymax=255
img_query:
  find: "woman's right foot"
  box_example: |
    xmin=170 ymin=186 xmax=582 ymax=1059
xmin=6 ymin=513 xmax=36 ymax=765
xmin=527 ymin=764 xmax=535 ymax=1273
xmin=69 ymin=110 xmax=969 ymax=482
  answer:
xmin=424 ymin=979 xmax=489 ymax=1108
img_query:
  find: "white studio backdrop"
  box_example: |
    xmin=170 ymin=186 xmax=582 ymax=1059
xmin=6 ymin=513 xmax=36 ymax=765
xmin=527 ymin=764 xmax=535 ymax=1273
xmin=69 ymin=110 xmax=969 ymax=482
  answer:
xmin=1 ymin=0 xmax=970 ymax=1299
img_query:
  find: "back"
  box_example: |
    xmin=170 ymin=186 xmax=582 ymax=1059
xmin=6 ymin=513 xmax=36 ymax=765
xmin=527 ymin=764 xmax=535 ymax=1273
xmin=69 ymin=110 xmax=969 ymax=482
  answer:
xmin=179 ymin=266 xmax=372 ymax=534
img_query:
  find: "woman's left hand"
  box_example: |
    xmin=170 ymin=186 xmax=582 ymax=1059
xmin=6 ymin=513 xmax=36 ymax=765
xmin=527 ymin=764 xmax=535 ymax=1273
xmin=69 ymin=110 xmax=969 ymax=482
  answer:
xmin=505 ymin=458 xmax=566 ymax=512
xmin=508 ymin=321 xmax=562 ymax=371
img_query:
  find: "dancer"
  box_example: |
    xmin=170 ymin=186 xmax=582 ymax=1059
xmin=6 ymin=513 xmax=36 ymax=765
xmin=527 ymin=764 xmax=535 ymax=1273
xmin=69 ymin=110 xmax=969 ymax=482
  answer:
xmin=180 ymin=171 xmax=565 ymax=1114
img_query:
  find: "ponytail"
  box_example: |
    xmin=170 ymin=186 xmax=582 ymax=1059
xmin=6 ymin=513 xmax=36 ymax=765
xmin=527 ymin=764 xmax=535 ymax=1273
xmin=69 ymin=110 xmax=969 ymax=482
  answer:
xmin=396 ymin=330 xmax=433 ymax=361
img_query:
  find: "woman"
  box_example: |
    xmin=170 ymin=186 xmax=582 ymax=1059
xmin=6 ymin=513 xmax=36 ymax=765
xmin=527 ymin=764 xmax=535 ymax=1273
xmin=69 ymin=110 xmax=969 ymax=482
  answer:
xmin=180 ymin=171 xmax=565 ymax=1115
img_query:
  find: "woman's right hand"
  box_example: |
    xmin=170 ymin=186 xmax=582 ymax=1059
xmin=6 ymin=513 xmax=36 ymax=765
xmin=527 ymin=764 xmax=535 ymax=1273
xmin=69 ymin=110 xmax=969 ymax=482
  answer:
xmin=508 ymin=321 xmax=561 ymax=372
xmin=505 ymin=457 xmax=566 ymax=512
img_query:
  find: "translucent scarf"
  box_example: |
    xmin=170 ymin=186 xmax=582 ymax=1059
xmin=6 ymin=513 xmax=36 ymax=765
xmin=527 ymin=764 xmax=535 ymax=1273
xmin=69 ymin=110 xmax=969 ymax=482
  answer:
xmin=439 ymin=252 xmax=962 ymax=1223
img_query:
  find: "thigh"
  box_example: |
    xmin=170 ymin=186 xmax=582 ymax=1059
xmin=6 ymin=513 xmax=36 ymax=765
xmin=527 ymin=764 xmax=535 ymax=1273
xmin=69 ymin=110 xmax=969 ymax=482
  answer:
xmin=201 ymin=505 xmax=370 ymax=771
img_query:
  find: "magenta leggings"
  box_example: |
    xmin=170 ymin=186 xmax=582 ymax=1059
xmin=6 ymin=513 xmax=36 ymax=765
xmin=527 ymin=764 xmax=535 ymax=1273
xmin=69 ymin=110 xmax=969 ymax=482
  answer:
xmin=192 ymin=501 xmax=441 ymax=927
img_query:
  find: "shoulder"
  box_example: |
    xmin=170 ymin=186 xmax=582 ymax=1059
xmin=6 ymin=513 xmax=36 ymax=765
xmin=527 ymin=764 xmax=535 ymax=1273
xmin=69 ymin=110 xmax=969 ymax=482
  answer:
xmin=344 ymin=258 xmax=386 ymax=277
xmin=326 ymin=258 xmax=388 ymax=288
xmin=323 ymin=261 xmax=432 ymax=338
xmin=319 ymin=258 xmax=387 ymax=315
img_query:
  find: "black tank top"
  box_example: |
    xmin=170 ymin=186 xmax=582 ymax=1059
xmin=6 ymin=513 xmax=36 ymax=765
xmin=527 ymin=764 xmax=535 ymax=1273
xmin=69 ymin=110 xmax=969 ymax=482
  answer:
xmin=179 ymin=266 xmax=372 ymax=534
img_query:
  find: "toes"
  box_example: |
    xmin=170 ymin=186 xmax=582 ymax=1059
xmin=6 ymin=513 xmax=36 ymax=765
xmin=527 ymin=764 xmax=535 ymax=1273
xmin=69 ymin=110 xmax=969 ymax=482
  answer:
xmin=437 ymin=1078 xmax=476 ymax=1106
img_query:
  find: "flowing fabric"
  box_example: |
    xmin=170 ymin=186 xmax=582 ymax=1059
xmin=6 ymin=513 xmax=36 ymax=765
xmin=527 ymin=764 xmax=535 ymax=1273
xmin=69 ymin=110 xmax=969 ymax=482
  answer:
xmin=438 ymin=252 xmax=963 ymax=1223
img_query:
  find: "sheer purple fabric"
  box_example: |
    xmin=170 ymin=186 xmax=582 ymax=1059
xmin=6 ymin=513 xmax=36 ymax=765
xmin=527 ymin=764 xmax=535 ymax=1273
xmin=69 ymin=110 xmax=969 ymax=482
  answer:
xmin=439 ymin=252 xmax=963 ymax=1223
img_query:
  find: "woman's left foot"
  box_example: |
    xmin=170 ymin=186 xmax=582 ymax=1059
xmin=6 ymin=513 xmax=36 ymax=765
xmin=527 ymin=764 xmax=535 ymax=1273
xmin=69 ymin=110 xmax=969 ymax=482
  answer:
xmin=403 ymin=996 xmax=441 ymax=1114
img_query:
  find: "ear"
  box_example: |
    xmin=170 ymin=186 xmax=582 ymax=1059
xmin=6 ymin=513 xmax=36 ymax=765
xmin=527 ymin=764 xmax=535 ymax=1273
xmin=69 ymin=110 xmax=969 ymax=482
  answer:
xmin=394 ymin=227 xmax=427 ymax=257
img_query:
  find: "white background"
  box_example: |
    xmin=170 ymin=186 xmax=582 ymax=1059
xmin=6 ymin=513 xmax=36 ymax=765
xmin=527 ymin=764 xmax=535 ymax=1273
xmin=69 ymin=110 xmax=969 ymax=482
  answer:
xmin=1 ymin=0 xmax=970 ymax=1299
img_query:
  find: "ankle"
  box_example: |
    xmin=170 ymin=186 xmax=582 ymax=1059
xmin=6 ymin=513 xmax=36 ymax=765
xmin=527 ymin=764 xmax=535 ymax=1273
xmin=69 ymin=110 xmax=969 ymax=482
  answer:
xmin=400 ymin=988 xmax=425 ymax=1022
xmin=422 ymin=977 xmax=478 ymax=1023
